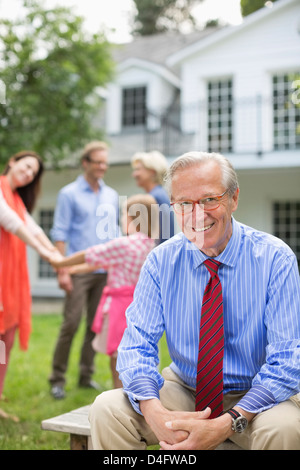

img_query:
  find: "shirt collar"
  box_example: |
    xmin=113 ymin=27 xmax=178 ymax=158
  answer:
xmin=76 ymin=174 xmax=105 ymax=192
xmin=189 ymin=217 xmax=241 ymax=269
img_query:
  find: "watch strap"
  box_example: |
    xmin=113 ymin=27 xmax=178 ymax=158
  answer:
xmin=227 ymin=408 xmax=241 ymax=420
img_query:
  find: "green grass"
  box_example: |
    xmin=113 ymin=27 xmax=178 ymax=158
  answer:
xmin=0 ymin=313 xmax=170 ymax=450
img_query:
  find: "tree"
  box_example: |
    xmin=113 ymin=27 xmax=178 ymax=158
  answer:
xmin=131 ymin=0 xmax=200 ymax=36
xmin=0 ymin=0 xmax=115 ymax=168
xmin=240 ymin=0 xmax=279 ymax=17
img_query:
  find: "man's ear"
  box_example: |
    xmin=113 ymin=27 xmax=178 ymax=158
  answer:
xmin=231 ymin=188 xmax=239 ymax=213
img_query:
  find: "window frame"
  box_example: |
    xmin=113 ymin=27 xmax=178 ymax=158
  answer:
xmin=121 ymin=85 xmax=147 ymax=129
xmin=207 ymin=78 xmax=233 ymax=153
xmin=272 ymin=72 xmax=300 ymax=150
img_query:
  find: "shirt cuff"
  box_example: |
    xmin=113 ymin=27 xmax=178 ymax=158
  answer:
xmin=124 ymin=376 xmax=160 ymax=415
xmin=236 ymin=384 xmax=277 ymax=414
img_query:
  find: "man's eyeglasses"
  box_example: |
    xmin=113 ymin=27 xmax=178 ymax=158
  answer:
xmin=87 ymin=158 xmax=108 ymax=167
xmin=171 ymin=189 xmax=229 ymax=214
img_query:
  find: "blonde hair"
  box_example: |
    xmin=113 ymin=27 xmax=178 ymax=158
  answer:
xmin=81 ymin=141 xmax=108 ymax=161
xmin=131 ymin=150 xmax=169 ymax=185
xmin=125 ymin=194 xmax=159 ymax=239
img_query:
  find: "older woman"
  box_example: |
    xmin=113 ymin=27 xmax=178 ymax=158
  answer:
xmin=0 ymin=151 xmax=59 ymax=411
xmin=131 ymin=151 xmax=174 ymax=244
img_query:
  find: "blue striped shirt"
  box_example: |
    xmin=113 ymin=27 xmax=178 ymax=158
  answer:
xmin=117 ymin=217 xmax=300 ymax=414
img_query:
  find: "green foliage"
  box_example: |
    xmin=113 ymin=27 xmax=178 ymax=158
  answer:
xmin=0 ymin=0 xmax=115 ymax=168
xmin=240 ymin=0 xmax=279 ymax=17
xmin=132 ymin=0 xmax=199 ymax=36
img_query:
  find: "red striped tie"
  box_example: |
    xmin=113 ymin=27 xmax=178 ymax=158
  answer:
xmin=195 ymin=259 xmax=224 ymax=418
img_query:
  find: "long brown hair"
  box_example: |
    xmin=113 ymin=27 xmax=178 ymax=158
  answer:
xmin=2 ymin=151 xmax=44 ymax=213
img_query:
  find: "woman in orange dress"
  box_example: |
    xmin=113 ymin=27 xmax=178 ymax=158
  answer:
xmin=0 ymin=151 xmax=59 ymax=417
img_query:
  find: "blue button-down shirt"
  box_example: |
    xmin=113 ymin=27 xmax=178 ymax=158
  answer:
xmin=51 ymin=175 xmax=120 ymax=260
xmin=117 ymin=218 xmax=300 ymax=414
xmin=149 ymin=185 xmax=175 ymax=245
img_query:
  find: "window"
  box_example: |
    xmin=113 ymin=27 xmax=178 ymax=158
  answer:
xmin=273 ymin=201 xmax=300 ymax=269
xmin=122 ymin=86 xmax=147 ymax=127
xmin=207 ymin=79 xmax=233 ymax=153
xmin=273 ymin=73 xmax=300 ymax=150
xmin=38 ymin=209 xmax=56 ymax=279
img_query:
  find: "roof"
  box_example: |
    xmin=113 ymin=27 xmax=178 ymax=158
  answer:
xmin=109 ymin=0 xmax=299 ymax=85
xmin=112 ymin=27 xmax=221 ymax=72
xmin=166 ymin=0 xmax=298 ymax=66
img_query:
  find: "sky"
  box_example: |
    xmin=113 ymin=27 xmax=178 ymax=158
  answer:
xmin=0 ymin=0 xmax=243 ymax=43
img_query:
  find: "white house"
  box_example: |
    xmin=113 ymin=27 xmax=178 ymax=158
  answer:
xmin=29 ymin=0 xmax=300 ymax=298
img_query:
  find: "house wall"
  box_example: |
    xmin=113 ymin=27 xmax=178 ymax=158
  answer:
xmin=106 ymin=66 xmax=178 ymax=136
xmin=235 ymin=167 xmax=300 ymax=233
xmin=179 ymin=1 xmax=300 ymax=156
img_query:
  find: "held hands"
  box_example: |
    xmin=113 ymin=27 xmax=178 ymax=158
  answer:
xmin=159 ymin=407 xmax=214 ymax=450
xmin=36 ymin=245 xmax=63 ymax=264
xmin=35 ymin=247 xmax=73 ymax=292
xmin=141 ymin=399 xmax=233 ymax=450
xmin=160 ymin=409 xmax=234 ymax=450
xmin=47 ymin=250 xmax=88 ymax=292
xmin=160 ymin=408 xmax=216 ymax=450
xmin=47 ymin=252 xmax=73 ymax=292
xmin=49 ymin=251 xmax=65 ymax=268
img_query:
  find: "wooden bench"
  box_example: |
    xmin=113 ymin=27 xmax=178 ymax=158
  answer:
xmin=41 ymin=404 xmax=243 ymax=450
xmin=41 ymin=405 xmax=93 ymax=450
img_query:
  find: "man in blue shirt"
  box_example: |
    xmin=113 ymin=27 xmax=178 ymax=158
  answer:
xmin=88 ymin=151 xmax=300 ymax=450
xmin=49 ymin=141 xmax=120 ymax=399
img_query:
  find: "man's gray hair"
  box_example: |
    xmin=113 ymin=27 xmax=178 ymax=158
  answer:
xmin=164 ymin=151 xmax=239 ymax=196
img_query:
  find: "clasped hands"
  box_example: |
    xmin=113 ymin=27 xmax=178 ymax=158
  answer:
xmin=48 ymin=251 xmax=65 ymax=267
xmin=140 ymin=398 xmax=232 ymax=450
xmin=47 ymin=252 xmax=74 ymax=292
xmin=36 ymin=245 xmax=63 ymax=264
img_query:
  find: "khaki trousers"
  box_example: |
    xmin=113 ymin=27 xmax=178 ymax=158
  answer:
xmin=89 ymin=367 xmax=300 ymax=450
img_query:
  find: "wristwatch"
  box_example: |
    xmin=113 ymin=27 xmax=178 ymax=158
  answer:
xmin=226 ymin=408 xmax=248 ymax=433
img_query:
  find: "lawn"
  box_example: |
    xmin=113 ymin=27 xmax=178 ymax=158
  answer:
xmin=0 ymin=313 xmax=170 ymax=450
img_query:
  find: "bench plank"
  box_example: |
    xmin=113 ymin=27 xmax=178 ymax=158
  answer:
xmin=41 ymin=405 xmax=91 ymax=437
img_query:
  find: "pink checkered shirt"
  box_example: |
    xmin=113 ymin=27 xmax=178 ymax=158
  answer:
xmin=85 ymin=232 xmax=155 ymax=289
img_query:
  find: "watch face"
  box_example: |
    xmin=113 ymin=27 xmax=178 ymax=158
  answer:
xmin=235 ymin=416 xmax=248 ymax=432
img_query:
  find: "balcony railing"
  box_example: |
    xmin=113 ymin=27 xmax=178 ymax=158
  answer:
xmin=143 ymin=96 xmax=300 ymax=158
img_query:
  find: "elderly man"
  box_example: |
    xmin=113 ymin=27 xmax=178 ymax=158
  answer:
xmin=89 ymin=152 xmax=300 ymax=450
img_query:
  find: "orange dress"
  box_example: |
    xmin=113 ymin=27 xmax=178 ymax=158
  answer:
xmin=0 ymin=175 xmax=31 ymax=350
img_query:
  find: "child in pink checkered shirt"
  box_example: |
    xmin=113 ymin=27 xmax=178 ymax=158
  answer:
xmin=50 ymin=194 xmax=159 ymax=388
